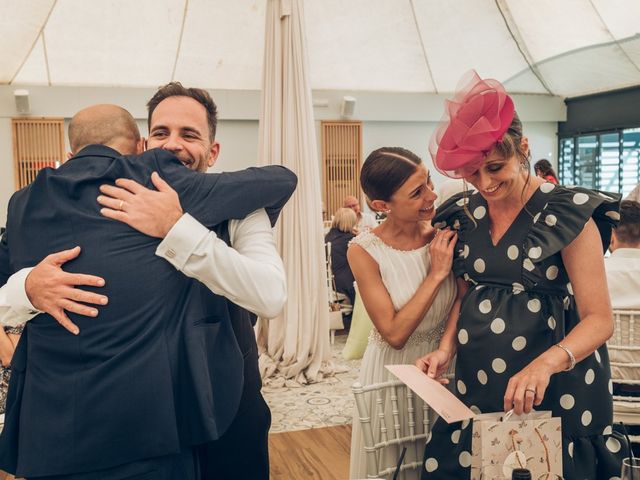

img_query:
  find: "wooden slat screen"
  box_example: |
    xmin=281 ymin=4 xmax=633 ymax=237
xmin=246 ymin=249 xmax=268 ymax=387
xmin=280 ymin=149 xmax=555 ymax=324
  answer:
xmin=12 ymin=118 xmax=66 ymax=190
xmin=321 ymin=121 xmax=362 ymax=220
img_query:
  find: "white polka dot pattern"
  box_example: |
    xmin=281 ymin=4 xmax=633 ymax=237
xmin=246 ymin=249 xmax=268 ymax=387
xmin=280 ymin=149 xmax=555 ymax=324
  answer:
xmin=477 ymin=370 xmax=488 ymax=385
xmin=548 ymin=316 xmax=556 ymax=329
xmin=560 ymin=394 xmax=575 ymax=409
xmin=458 ymin=329 xmax=469 ymax=345
xmin=425 ymin=458 xmax=438 ymax=472
xmin=457 ymin=380 xmax=467 ymax=395
xmin=523 ymin=258 xmax=535 ymax=271
xmin=473 ymin=206 xmax=486 ymax=219
xmin=545 ymin=214 xmax=557 ymax=226
xmin=479 ymin=299 xmax=492 ymax=314
xmin=507 ymin=245 xmax=519 ymax=260
xmin=512 ymin=336 xmax=526 ymax=351
xmin=492 ymin=358 xmax=507 ymax=373
xmin=490 ymin=318 xmax=506 ymax=334
xmin=573 ymin=192 xmax=589 ymax=205
xmin=540 ymin=182 xmax=555 ymax=193
xmin=581 ymin=410 xmax=592 ymax=426
xmin=585 ymin=369 xmax=595 ymax=385
xmin=527 ymin=299 xmax=541 ymax=313
xmin=528 ymin=246 xmax=542 ymax=259
xmin=458 ymin=451 xmax=471 ymax=468
xmin=606 ymin=437 xmax=621 ymax=453
xmin=546 ymin=265 xmax=559 ymax=280
xmin=451 ymin=430 xmax=461 ymax=444
xmin=473 ymin=258 xmax=485 ymax=273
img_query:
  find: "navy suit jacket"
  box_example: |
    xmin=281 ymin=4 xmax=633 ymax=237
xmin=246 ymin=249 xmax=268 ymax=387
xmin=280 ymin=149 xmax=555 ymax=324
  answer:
xmin=0 ymin=145 xmax=296 ymax=477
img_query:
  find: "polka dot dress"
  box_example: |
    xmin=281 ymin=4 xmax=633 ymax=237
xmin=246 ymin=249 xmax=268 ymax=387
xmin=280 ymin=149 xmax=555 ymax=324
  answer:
xmin=422 ymin=184 xmax=627 ymax=480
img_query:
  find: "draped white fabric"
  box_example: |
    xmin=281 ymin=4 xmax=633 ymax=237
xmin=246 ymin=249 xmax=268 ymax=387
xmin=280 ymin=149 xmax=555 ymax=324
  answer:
xmin=256 ymin=0 xmax=332 ymax=385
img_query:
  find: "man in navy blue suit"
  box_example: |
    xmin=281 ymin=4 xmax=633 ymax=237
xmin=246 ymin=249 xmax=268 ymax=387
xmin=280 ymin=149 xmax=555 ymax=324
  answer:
xmin=0 ymin=104 xmax=296 ymax=479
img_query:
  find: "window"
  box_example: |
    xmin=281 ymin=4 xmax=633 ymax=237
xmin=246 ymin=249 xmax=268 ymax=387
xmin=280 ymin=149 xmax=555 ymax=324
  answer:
xmin=320 ymin=121 xmax=362 ymax=220
xmin=12 ymin=118 xmax=66 ymax=190
xmin=559 ymin=128 xmax=640 ymax=197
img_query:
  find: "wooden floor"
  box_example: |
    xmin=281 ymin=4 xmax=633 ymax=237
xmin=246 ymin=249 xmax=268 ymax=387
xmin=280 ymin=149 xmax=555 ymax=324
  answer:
xmin=269 ymin=424 xmax=352 ymax=480
xmin=0 ymin=425 xmax=351 ymax=480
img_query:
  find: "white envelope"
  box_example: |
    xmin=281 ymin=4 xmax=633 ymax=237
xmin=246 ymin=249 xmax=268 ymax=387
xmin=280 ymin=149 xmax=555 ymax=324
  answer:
xmin=385 ymin=364 xmax=475 ymax=423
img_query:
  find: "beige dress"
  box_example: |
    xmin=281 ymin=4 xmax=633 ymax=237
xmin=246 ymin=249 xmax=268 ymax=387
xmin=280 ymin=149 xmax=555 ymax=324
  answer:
xmin=349 ymin=230 xmax=456 ymax=480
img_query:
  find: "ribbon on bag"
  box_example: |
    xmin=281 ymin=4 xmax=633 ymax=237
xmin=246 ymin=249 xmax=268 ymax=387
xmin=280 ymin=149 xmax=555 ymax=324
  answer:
xmin=470 ymin=410 xmax=563 ymax=480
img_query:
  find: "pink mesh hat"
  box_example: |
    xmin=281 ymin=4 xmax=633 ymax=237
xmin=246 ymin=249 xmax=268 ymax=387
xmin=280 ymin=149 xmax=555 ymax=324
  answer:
xmin=429 ymin=70 xmax=515 ymax=178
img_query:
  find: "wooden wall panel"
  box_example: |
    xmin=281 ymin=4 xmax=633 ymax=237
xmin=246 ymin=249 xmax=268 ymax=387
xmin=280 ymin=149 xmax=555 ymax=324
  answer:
xmin=321 ymin=121 xmax=362 ymax=220
xmin=12 ymin=118 xmax=66 ymax=190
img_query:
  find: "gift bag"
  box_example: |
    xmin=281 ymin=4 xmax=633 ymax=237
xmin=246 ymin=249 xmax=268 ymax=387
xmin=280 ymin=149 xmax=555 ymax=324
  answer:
xmin=470 ymin=410 xmax=563 ymax=480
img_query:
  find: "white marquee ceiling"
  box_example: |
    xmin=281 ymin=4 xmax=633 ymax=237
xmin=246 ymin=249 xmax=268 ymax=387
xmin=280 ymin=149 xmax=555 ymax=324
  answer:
xmin=2 ymin=0 xmax=640 ymax=98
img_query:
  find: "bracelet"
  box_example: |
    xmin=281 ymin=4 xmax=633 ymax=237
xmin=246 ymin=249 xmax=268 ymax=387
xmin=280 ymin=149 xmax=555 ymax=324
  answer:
xmin=555 ymin=343 xmax=576 ymax=371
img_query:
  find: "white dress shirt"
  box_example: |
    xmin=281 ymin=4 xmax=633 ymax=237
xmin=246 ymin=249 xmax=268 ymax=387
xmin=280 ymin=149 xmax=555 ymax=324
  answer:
xmin=605 ymin=247 xmax=640 ymax=310
xmin=356 ymin=212 xmax=377 ymax=232
xmin=0 ymin=209 xmax=286 ymax=325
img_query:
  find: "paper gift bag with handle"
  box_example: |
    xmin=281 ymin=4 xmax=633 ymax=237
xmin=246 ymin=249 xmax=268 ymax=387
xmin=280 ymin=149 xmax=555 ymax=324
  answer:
xmin=470 ymin=410 xmax=563 ymax=480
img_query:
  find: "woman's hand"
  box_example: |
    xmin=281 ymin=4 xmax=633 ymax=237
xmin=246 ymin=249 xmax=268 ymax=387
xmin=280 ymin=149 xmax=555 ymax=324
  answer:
xmin=416 ymin=349 xmax=452 ymax=385
xmin=503 ymin=357 xmax=554 ymax=415
xmin=428 ymin=228 xmax=457 ymax=282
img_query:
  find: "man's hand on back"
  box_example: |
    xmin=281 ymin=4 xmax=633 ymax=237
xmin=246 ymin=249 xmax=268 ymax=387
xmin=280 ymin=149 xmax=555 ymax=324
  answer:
xmin=26 ymin=246 xmax=108 ymax=335
xmin=98 ymin=172 xmax=183 ymax=238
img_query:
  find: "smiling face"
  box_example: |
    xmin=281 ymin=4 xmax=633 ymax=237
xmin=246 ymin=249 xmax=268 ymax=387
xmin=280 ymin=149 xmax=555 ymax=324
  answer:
xmin=463 ymin=136 xmax=530 ymax=204
xmin=464 ymin=153 xmax=529 ymax=204
xmin=147 ymin=96 xmax=219 ymax=173
xmin=376 ymin=164 xmax=438 ymax=222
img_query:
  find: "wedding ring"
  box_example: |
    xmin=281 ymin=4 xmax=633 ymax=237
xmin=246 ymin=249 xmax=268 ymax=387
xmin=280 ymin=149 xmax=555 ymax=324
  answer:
xmin=525 ymin=388 xmax=536 ymax=395
xmin=118 ymin=200 xmax=124 ymax=211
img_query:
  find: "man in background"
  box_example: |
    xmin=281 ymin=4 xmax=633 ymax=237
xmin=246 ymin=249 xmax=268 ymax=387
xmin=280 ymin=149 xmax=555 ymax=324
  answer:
xmin=343 ymin=194 xmax=377 ymax=233
xmin=605 ymin=199 xmax=640 ymax=309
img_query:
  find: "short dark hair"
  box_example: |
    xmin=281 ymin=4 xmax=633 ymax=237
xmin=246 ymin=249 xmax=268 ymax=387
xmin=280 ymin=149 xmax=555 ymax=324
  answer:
xmin=615 ymin=200 xmax=640 ymax=245
xmin=147 ymin=82 xmax=218 ymax=141
xmin=360 ymin=147 xmax=422 ymax=202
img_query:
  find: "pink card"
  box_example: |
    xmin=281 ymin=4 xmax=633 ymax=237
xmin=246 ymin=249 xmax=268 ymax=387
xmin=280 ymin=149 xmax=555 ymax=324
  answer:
xmin=385 ymin=364 xmax=475 ymax=423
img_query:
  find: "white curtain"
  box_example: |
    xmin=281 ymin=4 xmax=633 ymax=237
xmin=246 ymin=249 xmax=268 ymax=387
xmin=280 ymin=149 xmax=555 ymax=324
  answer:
xmin=256 ymin=0 xmax=332 ymax=385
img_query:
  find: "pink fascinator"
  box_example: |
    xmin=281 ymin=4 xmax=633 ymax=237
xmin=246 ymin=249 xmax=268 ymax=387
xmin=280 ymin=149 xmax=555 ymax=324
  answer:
xmin=429 ymin=70 xmax=515 ymax=178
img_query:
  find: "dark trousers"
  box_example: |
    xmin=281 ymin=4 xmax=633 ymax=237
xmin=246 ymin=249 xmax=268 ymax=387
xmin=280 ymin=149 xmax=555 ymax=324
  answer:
xmin=198 ymin=391 xmax=271 ymax=480
xmin=30 ymin=448 xmax=198 ymax=480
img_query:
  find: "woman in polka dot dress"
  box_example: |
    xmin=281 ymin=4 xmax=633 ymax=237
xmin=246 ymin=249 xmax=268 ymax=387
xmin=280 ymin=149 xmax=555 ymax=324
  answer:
xmin=417 ymin=71 xmax=627 ymax=479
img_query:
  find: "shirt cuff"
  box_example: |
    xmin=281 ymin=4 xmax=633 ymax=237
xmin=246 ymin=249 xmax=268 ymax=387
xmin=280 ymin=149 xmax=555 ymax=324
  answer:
xmin=7 ymin=267 xmax=40 ymax=315
xmin=155 ymin=213 xmax=213 ymax=270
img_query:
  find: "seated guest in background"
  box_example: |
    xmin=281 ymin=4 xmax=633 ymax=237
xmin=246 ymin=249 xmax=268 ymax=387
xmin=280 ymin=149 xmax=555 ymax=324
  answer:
xmin=0 ymin=324 xmax=22 ymax=414
xmin=533 ymin=158 xmax=559 ymax=184
xmin=605 ymin=200 xmax=640 ymax=309
xmin=343 ymin=194 xmax=377 ymax=233
xmin=325 ymin=207 xmax=358 ymax=308
xmin=626 ymin=182 xmax=640 ymax=203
